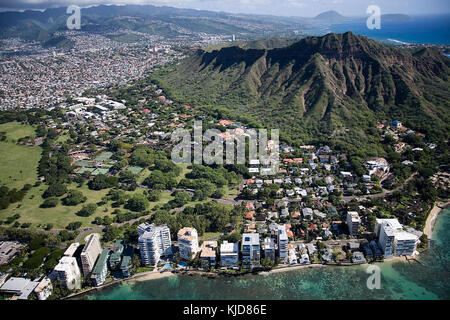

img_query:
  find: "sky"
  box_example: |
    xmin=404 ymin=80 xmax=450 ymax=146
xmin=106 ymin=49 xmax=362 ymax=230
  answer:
xmin=0 ymin=0 xmax=449 ymax=17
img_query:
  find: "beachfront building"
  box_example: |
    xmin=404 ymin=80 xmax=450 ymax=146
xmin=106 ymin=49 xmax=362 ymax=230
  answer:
xmin=394 ymin=232 xmax=419 ymax=256
xmin=53 ymin=256 xmax=82 ymax=290
xmin=91 ymin=248 xmax=110 ymax=287
xmin=378 ymin=222 xmax=396 ymax=257
xmin=277 ymin=225 xmax=288 ymax=263
xmin=346 ymin=211 xmax=361 ymax=235
xmin=80 ymin=233 xmax=102 ymax=277
xmin=219 ymin=241 xmax=239 ymax=269
xmin=178 ymin=227 xmax=199 ymax=261
xmin=63 ymin=242 xmax=80 ymax=257
xmin=34 ymin=277 xmax=52 ymax=300
xmin=200 ymin=241 xmax=218 ymax=267
xmin=109 ymin=240 xmax=124 ymax=270
xmin=376 ymin=219 xmax=419 ymax=257
xmin=242 ymin=233 xmax=261 ymax=269
xmin=90 ymin=248 xmax=109 ymax=287
xmin=120 ymin=256 xmax=132 ymax=277
xmin=138 ymin=223 xmax=172 ymax=266
xmin=263 ymin=237 xmax=275 ymax=261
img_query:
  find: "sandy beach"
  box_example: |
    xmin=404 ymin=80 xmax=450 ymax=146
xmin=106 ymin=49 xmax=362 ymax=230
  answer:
xmin=424 ymin=201 xmax=450 ymax=239
xmin=131 ymin=270 xmax=175 ymax=282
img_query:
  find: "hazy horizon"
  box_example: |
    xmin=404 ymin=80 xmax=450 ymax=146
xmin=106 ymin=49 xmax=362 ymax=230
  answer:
xmin=0 ymin=0 xmax=448 ymax=18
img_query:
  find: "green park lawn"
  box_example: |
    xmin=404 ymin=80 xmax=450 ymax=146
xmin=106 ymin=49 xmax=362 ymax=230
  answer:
xmin=0 ymin=123 xmax=236 ymax=230
xmin=199 ymin=232 xmax=222 ymax=240
xmin=0 ymin=121 xmax=36 ymax=141
xmin=0 ymin=122 xmax=42 ymax=189
xmin=0 ymin=183 xmax=110 ymax=229
xmin=0 ymin=183 xmax=175 ymax=230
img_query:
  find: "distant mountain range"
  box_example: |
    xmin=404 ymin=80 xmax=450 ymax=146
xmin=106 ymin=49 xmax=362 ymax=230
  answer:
xmin=151 ymin=32 xmax=449 ymax=151
xmin=0 ymin=5 xmax=413 ymax=45
xmin=0 ymin=4 xmax=308 ymax=43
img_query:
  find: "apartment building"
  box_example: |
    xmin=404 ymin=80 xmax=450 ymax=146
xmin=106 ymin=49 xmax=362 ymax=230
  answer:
xmin=178 ymin=227 xmax=199 ymax=261
xmin=138 ymin=223 xmax=172 ymax=266
xmin=200 ymin=240 xmax=218 ymax=267
xmin=63 ymin=242 xmax=80 ymax=257
xmin=34 ymin=277 xmax=53 ymax=300
xmin=53 ymin=256 xmax=82 ymax=290
xmin=80 ymin=233 xmax=102 ymax=277
xmin=346 ymin=211 xmax=361 ymax=235
xmin=376 ymin=219 xmax=419 ymax=257
xmin=263 ymin=237 xmax=276 ymax=261
xmin=242 ymin=233 xmax=260 ymax=269
xmin=393 ymin=231 xmax=418 ymax=256
xmin=91 ymin=248 xmax=110 ymax=287
xmin=378 ymin=223 xmax=395 ymax=257
xmin=109 ymin=240 xmax=124 ymax=269
xmin=277 ymin=225 xmax=288 ymax=263
xmin=219 ymin=241 xmax=239 ymax=269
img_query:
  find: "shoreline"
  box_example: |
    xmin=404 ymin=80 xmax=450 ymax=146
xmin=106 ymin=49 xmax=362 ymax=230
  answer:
xmin=67 ymin=204 xmax=449 ymax=300
xmin=69 ymin=258 xmax=409 ymax=300
xmin=424 ymin=200 xmax=450 ymax=239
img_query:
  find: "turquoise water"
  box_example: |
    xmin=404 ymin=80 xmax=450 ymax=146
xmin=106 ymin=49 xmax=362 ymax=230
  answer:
xmin=83 ymin=209 xmax=450 ymax=300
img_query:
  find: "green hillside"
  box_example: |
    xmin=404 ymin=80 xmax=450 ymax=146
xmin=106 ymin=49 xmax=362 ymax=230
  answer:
xmin=151 ymin=32 xmax=450 ymax=155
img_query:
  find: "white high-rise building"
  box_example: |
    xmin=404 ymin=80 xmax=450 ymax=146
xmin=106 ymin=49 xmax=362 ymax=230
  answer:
xmin=347 ymin=211 xmax=361 ymax=235
xmin=177 ymin=227 xmax=199 ymax=260
xmin=378 ymin=223 xmax=395 ymax=257
xmin=277 ymin=225 xmax=288 ymax=263
xmin=220 ymin=241 xmax=239 ymax=269
xmin=80 ymin=233 xmax=102 ymax=277
xmin=376 ymin=218 xmax=419 ymax=257
xmin=394 ymin=232 xmax=419 ymax=256
xmin=53 ymin=256 xmax=81 ymax=290
xmin=138 ymin=223 xmax=172 ymax=266
xmin=242 ymin=233 xmax=260 ymax=269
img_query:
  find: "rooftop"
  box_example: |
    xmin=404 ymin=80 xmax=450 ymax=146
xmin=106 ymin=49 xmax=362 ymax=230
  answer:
xmin=177 ymin=227 xmax=198 ymax=242
xmin=54 ymin=256 xmax=79 ymax=272
xmin=200 ymin=241 xmax=218 ymax=258
xmin=0 ymin=277 xmax=39 ymax=300
xmin=395 ymin=231 xmax=418 ymax=241
xmin=64 ymin=243 xmax=80 ymax=257
xmin=82 ymin=233 xmax=101 ymax=253
xmin=347 ymin=211 xmax=361 ymax=222
xmin=220 ymin=241 xmax=238 ymax=254
xmin=242 ymin=233 xmax=260 ymax=246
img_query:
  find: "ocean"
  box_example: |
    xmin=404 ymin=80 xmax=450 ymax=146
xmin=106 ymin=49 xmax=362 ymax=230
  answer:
xmin=81 ymin=208 xmax=450 ymax=300
xmin=320 ymin=14 xmax=450 ymax=45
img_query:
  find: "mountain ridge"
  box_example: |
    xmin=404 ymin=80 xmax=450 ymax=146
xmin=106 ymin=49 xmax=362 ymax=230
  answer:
xmin=151 ymin=32 xmax=450 ymax=152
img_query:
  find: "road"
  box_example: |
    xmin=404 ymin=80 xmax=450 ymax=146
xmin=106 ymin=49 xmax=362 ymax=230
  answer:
xmin=74 ymin=227 xmax=104 ymax=243
xmin=342 ymin=172 xmax=418 ymax=202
